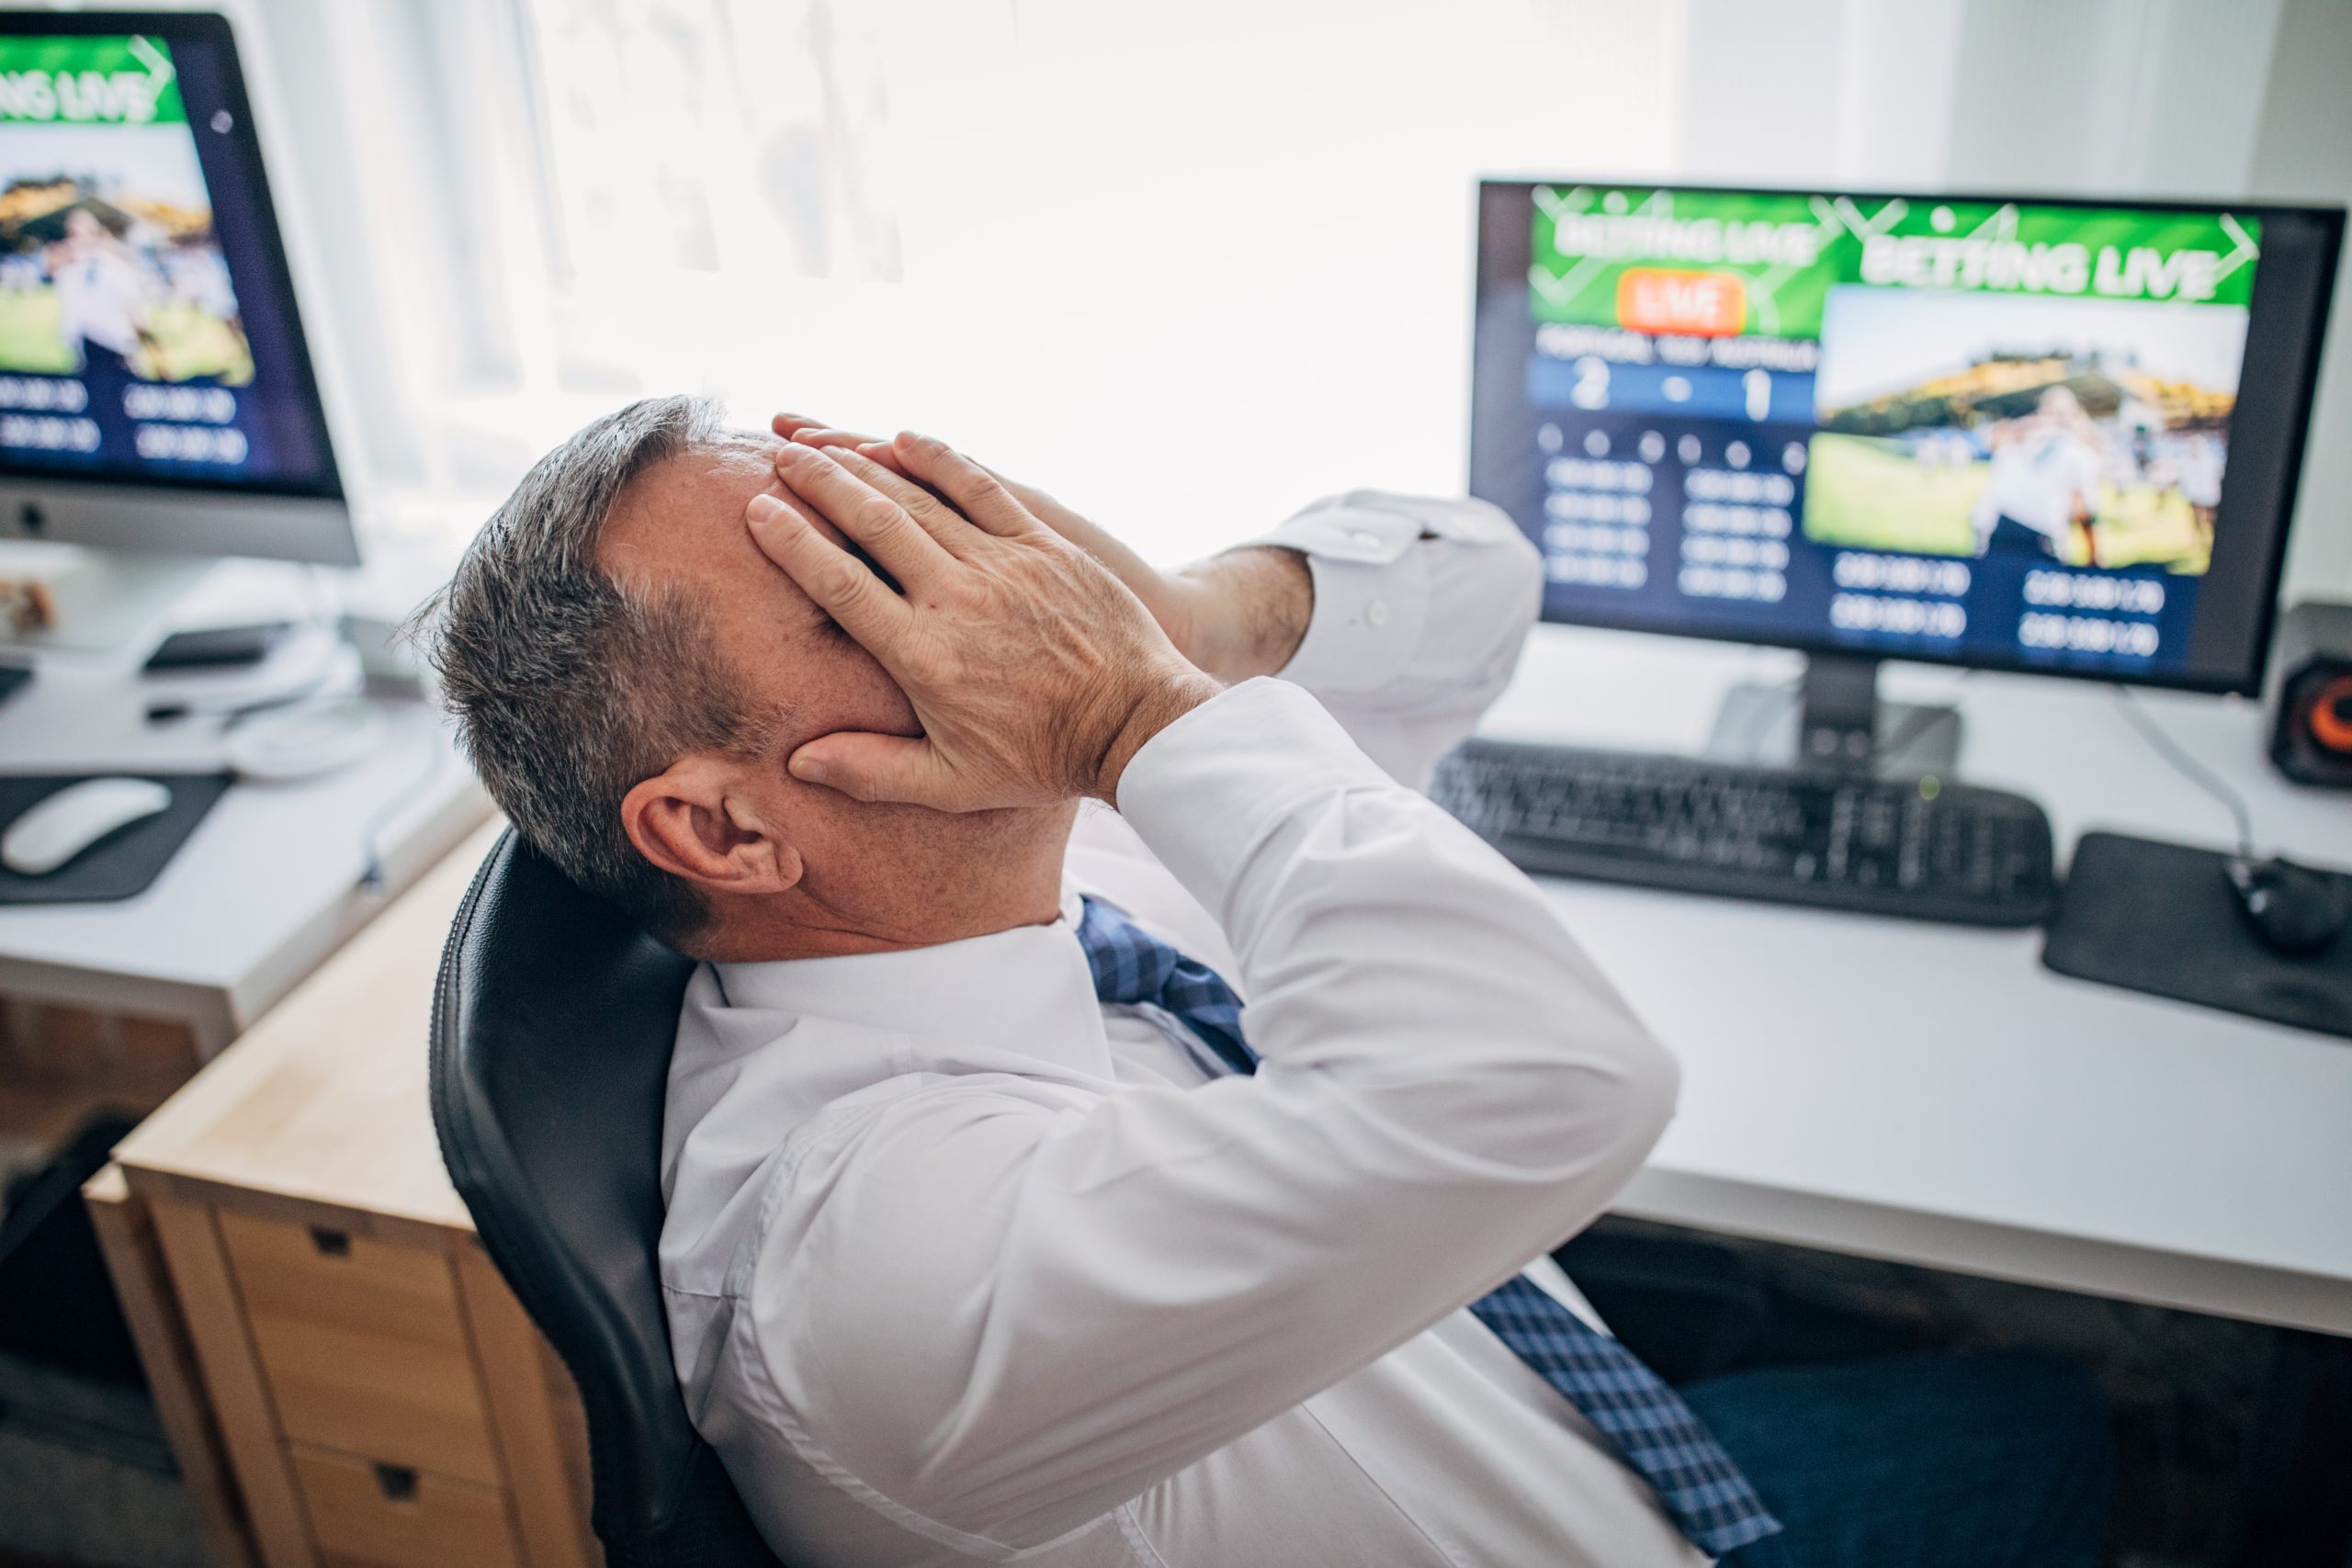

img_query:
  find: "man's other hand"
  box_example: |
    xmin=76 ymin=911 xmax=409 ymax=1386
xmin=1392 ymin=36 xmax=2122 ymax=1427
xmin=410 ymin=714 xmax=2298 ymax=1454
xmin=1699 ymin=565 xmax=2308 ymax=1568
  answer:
xmin=747 ymin=434 xmax=1223 ymax=810
xmin=772 ymin=415 xmax=1310 ymax=682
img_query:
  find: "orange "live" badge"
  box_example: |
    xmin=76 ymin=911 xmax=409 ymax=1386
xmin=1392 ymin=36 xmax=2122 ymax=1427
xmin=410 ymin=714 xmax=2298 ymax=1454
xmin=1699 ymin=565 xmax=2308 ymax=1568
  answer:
xmin=1616 ymin=269 xmax=1747 ymax=336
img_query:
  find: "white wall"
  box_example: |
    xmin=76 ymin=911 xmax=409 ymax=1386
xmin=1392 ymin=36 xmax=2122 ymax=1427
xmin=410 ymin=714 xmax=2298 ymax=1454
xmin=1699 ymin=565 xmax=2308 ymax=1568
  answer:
xmin=2249 ymin=0 xmax=2352 ymax=606
xmin=674 ymin=0 xmax=1694 ymax=568
xmin=214 ymin=0 xmax=2350 ymax=598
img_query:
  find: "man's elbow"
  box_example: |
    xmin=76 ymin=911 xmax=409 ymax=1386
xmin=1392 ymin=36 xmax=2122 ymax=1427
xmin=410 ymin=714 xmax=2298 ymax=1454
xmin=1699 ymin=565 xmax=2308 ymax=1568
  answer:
xmin=1441 ymin=976 xmax=1680 ymax=1194
xmin=1610 ymin=1024 xmax=1680 ymax=1168
xmin=1513 ymin=953 xmax=1681 ymax=1187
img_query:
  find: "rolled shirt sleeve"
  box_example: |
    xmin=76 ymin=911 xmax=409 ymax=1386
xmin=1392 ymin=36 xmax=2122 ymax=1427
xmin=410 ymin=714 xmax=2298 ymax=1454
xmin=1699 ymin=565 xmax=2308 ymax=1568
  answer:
xmin=1243 ymin=491 xmax=1542 ymax=786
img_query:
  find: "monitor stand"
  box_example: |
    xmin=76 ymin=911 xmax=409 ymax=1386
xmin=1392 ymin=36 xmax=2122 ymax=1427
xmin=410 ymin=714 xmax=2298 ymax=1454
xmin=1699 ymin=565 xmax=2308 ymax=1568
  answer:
xmin=0 ymin=544 xmax=216 ymax=654
xmin=1704 ymin=650 xmax=1962 ymax=778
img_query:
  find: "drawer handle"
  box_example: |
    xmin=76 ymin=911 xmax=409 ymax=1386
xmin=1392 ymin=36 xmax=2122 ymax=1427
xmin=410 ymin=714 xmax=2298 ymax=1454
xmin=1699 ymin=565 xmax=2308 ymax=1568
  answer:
xmin=373 ymin=1463 xmax=419 ymax=1504
xmin=308 ymin=1226 xmax=351 ymax=1258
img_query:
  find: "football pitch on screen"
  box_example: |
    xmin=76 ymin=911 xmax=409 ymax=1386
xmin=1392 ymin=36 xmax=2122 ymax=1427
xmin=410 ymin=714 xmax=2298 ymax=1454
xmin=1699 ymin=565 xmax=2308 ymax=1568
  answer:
xmin=0 ymin=289 xmax=253 ymax=383
xmin=1801 ymin=433 xmax=2210 ymax=573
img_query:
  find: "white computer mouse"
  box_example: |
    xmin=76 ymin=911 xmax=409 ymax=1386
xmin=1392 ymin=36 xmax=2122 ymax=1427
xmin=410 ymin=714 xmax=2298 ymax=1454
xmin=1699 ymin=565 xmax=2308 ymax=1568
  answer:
xmin=2 ymin=777 xmax=173 ymax=876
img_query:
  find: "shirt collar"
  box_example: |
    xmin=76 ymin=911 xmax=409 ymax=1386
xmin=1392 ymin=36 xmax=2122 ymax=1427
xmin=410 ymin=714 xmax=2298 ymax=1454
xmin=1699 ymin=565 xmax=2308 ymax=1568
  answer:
xmin=706 ymin=886 xmax=1113 ymax=1086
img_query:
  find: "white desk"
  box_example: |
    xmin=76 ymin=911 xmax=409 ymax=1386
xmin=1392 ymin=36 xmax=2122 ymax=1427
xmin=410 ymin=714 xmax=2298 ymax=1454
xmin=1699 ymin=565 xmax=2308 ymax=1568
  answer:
xmin=0 ymin=627 xmax=490 ymax=1055
xmin=1483 ymin=626 xmax=2352 ymax=1336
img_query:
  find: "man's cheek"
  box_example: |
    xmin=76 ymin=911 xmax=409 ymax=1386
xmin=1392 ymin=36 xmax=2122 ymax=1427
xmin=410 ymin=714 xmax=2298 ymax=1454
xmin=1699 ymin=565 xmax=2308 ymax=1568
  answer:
xmin=808 ymin=639 xmax=921 ymax=739
xmin=852 ymin=654 xmax=922 ymax=736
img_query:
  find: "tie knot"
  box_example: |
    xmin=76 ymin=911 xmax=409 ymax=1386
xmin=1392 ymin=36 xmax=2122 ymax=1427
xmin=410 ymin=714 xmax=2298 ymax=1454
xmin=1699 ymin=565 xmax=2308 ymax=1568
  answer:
xmin=1075 ymin=896 xmax=1182 ymax=1008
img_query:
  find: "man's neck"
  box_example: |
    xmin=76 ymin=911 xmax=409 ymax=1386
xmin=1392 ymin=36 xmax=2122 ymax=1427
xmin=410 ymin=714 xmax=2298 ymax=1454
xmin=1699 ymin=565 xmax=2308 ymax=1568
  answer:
xmin=695 ymin=890 xmax=1067 ymax=964
xmin=689 ymin=812 xmax=1077 ymax=964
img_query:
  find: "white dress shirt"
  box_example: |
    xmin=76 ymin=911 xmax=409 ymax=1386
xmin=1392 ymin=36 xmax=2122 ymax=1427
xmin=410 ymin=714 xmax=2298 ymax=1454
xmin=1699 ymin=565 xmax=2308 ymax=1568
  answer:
xmin=662 ymin=492 xmax=1703 ymax=1568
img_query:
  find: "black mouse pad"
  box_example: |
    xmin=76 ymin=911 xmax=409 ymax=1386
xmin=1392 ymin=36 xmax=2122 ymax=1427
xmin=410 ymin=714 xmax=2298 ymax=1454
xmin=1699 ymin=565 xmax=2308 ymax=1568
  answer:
xmin=0 ymin=773 xmax=233 ymax=906
xmin=2042 ymin=830 xmax=2352 ymax=1041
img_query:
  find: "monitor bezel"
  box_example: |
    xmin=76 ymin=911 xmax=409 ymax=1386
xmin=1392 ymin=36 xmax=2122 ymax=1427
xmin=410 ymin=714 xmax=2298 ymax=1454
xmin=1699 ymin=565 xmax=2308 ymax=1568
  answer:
xmin=1472 ymin=176 xmax=2346 ymax=698
xmin=0 ymin=9 xmax=345 ymax=505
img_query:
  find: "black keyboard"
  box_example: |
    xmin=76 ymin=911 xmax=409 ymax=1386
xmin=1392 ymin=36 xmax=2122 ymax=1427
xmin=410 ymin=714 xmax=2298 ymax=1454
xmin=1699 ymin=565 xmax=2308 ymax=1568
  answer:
xmin=1430 ymin=738 xmax=2055 ymax=927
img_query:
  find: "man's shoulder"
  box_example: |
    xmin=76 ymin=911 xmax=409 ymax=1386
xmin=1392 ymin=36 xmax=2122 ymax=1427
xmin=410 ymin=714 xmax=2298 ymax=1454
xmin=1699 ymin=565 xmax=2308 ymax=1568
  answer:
xmin=662 ymin=1046 xmax=1091 ymax=1301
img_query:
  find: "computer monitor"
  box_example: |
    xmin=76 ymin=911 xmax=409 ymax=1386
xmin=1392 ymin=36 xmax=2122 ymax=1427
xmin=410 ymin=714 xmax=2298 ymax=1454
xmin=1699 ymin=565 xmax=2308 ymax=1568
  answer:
xmin=0 ymin=12 xmax=351 ymax=647
xmin=1471 ymin=179 xmax=2344 ymax=771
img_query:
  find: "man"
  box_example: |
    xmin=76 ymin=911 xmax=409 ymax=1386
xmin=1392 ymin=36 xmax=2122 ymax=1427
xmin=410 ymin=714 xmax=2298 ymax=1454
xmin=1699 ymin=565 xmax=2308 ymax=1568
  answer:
xmin=429 ymin=396 xmax=2110 ymax=1567
xmin=51 ymin=208 xmax=163 ymax=455
xmin=1970 ymin=387 xmax=2108 ymax=566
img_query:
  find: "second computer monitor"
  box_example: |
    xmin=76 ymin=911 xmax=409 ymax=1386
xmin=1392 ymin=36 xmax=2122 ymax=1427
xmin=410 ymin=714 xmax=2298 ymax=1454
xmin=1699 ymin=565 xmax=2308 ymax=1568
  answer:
xmin=1470 ymin=181 xmax=2343 ymax=696
xmin=0 ymin=12 xmax=350 ymax=568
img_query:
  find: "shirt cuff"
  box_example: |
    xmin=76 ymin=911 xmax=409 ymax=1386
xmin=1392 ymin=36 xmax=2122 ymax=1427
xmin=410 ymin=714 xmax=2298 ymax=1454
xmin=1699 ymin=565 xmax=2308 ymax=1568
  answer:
xmin=1242 ymin=491 xmax=1535 ymax=695
xmin=1114 ymin=678 xmax=1388 ymax=911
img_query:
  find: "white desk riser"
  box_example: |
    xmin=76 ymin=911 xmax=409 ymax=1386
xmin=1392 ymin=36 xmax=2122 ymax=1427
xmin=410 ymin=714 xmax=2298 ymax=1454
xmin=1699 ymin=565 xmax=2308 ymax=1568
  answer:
xmin=0 ymin=617 xmax=490 ymax=1055
xmin=1485 ymin=624 xmax=2352 ymax=1337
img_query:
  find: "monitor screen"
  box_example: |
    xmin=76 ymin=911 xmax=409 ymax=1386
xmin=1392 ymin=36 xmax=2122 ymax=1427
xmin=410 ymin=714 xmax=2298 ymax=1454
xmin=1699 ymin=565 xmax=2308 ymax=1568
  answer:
xmin=0 ymin=17 xmax=338 ymax=501
xmin=1471 ymin=182 xmax=2343 ymax=694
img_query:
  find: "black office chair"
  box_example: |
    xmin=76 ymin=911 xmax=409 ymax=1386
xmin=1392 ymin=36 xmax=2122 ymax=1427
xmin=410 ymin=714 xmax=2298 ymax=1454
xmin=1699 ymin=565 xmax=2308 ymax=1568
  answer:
xmin=429 ymin=828 xmax=787 ymax=1568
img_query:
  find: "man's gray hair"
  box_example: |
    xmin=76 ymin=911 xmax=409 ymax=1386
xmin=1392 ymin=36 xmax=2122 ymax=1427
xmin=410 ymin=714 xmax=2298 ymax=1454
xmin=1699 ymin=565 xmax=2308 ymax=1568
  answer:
xmin=422 ymin=394 xmax=767 ymax=943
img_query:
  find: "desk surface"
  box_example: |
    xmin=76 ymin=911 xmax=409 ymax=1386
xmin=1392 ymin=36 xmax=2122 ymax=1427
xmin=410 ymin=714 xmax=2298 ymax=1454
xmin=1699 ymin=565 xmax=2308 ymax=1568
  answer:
xmin=114 ymin=819 xmax=499 ymax=1237
xmin=1483 ymin=626 xmax=2352 ymax=1335
xmin=115 ymin=625 xmax=2352 ymax=1336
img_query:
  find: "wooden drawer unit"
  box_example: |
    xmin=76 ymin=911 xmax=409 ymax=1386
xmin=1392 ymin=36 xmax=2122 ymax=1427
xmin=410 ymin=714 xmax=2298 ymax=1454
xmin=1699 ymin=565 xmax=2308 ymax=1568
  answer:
xmin=85 ymin=825 xmax=602 ymax=1568
xmin=220 ymin=1209 xmax=503 ymax=1483
xmin=288 ymin=1445 xmax=523 ymax=1568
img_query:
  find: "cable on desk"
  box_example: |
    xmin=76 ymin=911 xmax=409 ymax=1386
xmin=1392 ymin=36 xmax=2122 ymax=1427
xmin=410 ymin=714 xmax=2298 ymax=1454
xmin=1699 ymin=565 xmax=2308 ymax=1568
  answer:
xmin=2114 ymin=685 xmax=2255 ymax=858
xmin=356 ymin=739 xmax=451 ymax=897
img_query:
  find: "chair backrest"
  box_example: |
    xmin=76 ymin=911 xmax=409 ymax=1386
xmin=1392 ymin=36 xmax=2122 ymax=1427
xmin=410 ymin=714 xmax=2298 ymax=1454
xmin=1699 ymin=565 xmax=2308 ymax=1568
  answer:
xmin=429 ymin=828 xmax=786 ymax=1568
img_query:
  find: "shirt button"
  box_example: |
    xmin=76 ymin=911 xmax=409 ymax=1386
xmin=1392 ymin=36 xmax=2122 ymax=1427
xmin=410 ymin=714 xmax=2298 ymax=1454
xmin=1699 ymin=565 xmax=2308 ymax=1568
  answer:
xmin=1350 ymin=529 xmax=1381 ymax=549
xmin=1367 ymin=599 xmax=1390 ymax=626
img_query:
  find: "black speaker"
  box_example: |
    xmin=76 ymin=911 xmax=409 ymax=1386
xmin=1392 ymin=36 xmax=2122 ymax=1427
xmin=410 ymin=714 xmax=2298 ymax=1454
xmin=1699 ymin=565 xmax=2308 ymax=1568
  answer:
xmin=2269 ymin=601 xmax=2352 ymax=787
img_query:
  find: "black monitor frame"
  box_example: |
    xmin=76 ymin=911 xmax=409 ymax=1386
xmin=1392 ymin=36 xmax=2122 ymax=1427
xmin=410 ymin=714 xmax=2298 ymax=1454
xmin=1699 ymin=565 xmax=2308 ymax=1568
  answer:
xmin=1471 ymin=178 xmax=2345 ymax=698
xmin=0 ymin=9 xmax=342 ymax=504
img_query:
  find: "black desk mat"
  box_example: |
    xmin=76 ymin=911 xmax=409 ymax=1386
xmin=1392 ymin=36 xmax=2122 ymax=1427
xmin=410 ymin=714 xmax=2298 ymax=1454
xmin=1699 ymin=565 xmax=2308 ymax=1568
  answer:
xmin=2042 ymin=830 xmax=2352 ymax=1041
xmin=0 ymin=773 xmax=233 ymax=905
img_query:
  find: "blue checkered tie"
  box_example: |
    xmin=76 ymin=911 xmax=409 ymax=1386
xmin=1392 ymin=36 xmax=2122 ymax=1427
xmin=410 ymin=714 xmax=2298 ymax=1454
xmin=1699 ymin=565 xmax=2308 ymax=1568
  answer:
xmin=1076 ymin=895 xmax=1782 ymax=1556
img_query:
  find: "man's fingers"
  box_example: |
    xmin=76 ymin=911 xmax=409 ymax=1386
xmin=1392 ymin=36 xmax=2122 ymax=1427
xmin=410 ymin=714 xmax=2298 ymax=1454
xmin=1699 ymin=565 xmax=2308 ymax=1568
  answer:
xmin=771 ymin=413 xmax=879 ymax=445
xmin=889 ymin=433 xmax=1042 ymax=538
xmin=820 ymin=446 xmax=977 ymax=555
xmin=744 ymin=491 xmax=913 ymax=651
xmin=791 ymin=425 xmax=886 ymax=453
xmin=787 ymin=731 xmax=964 ymax=809
xmin=773 ymin=444 xmax=954 ymax=589
xmin=769 ymin=413 xmax=833 ymax=443
xmin=772 ymin=414 xmax=906 ymax=468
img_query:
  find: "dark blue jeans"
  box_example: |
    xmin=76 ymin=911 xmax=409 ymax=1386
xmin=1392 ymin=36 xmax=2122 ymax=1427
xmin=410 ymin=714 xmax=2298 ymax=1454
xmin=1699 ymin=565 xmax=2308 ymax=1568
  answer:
xmin=1682 ymin=1351 xmax=2113 ymax=1568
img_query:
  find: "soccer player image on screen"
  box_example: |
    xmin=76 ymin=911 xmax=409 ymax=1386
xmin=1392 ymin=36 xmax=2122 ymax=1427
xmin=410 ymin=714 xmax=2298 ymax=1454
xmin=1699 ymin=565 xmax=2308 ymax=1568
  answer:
xmin=1971 ymin=387 xmax=2107 ymax=565
xmin=50 ymin=205 xmax=164 ymax=452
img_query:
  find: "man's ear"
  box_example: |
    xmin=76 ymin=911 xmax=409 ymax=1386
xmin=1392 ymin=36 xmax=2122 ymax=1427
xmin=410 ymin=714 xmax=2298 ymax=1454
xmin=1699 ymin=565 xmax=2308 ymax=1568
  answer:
xmin=620 ymin=756 xmax=805 ymax=897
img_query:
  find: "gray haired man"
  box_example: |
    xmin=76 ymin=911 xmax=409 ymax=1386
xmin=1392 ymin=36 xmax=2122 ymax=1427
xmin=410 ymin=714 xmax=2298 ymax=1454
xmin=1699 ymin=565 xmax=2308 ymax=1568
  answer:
xmin=428 ymin=400 xmax=2110 ymax=1568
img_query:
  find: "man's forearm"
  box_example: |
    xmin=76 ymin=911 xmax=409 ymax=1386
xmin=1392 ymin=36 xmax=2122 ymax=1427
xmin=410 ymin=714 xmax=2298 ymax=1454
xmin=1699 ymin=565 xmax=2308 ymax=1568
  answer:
xmin=1174 ymin=546 xmax=1314 ymax=683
